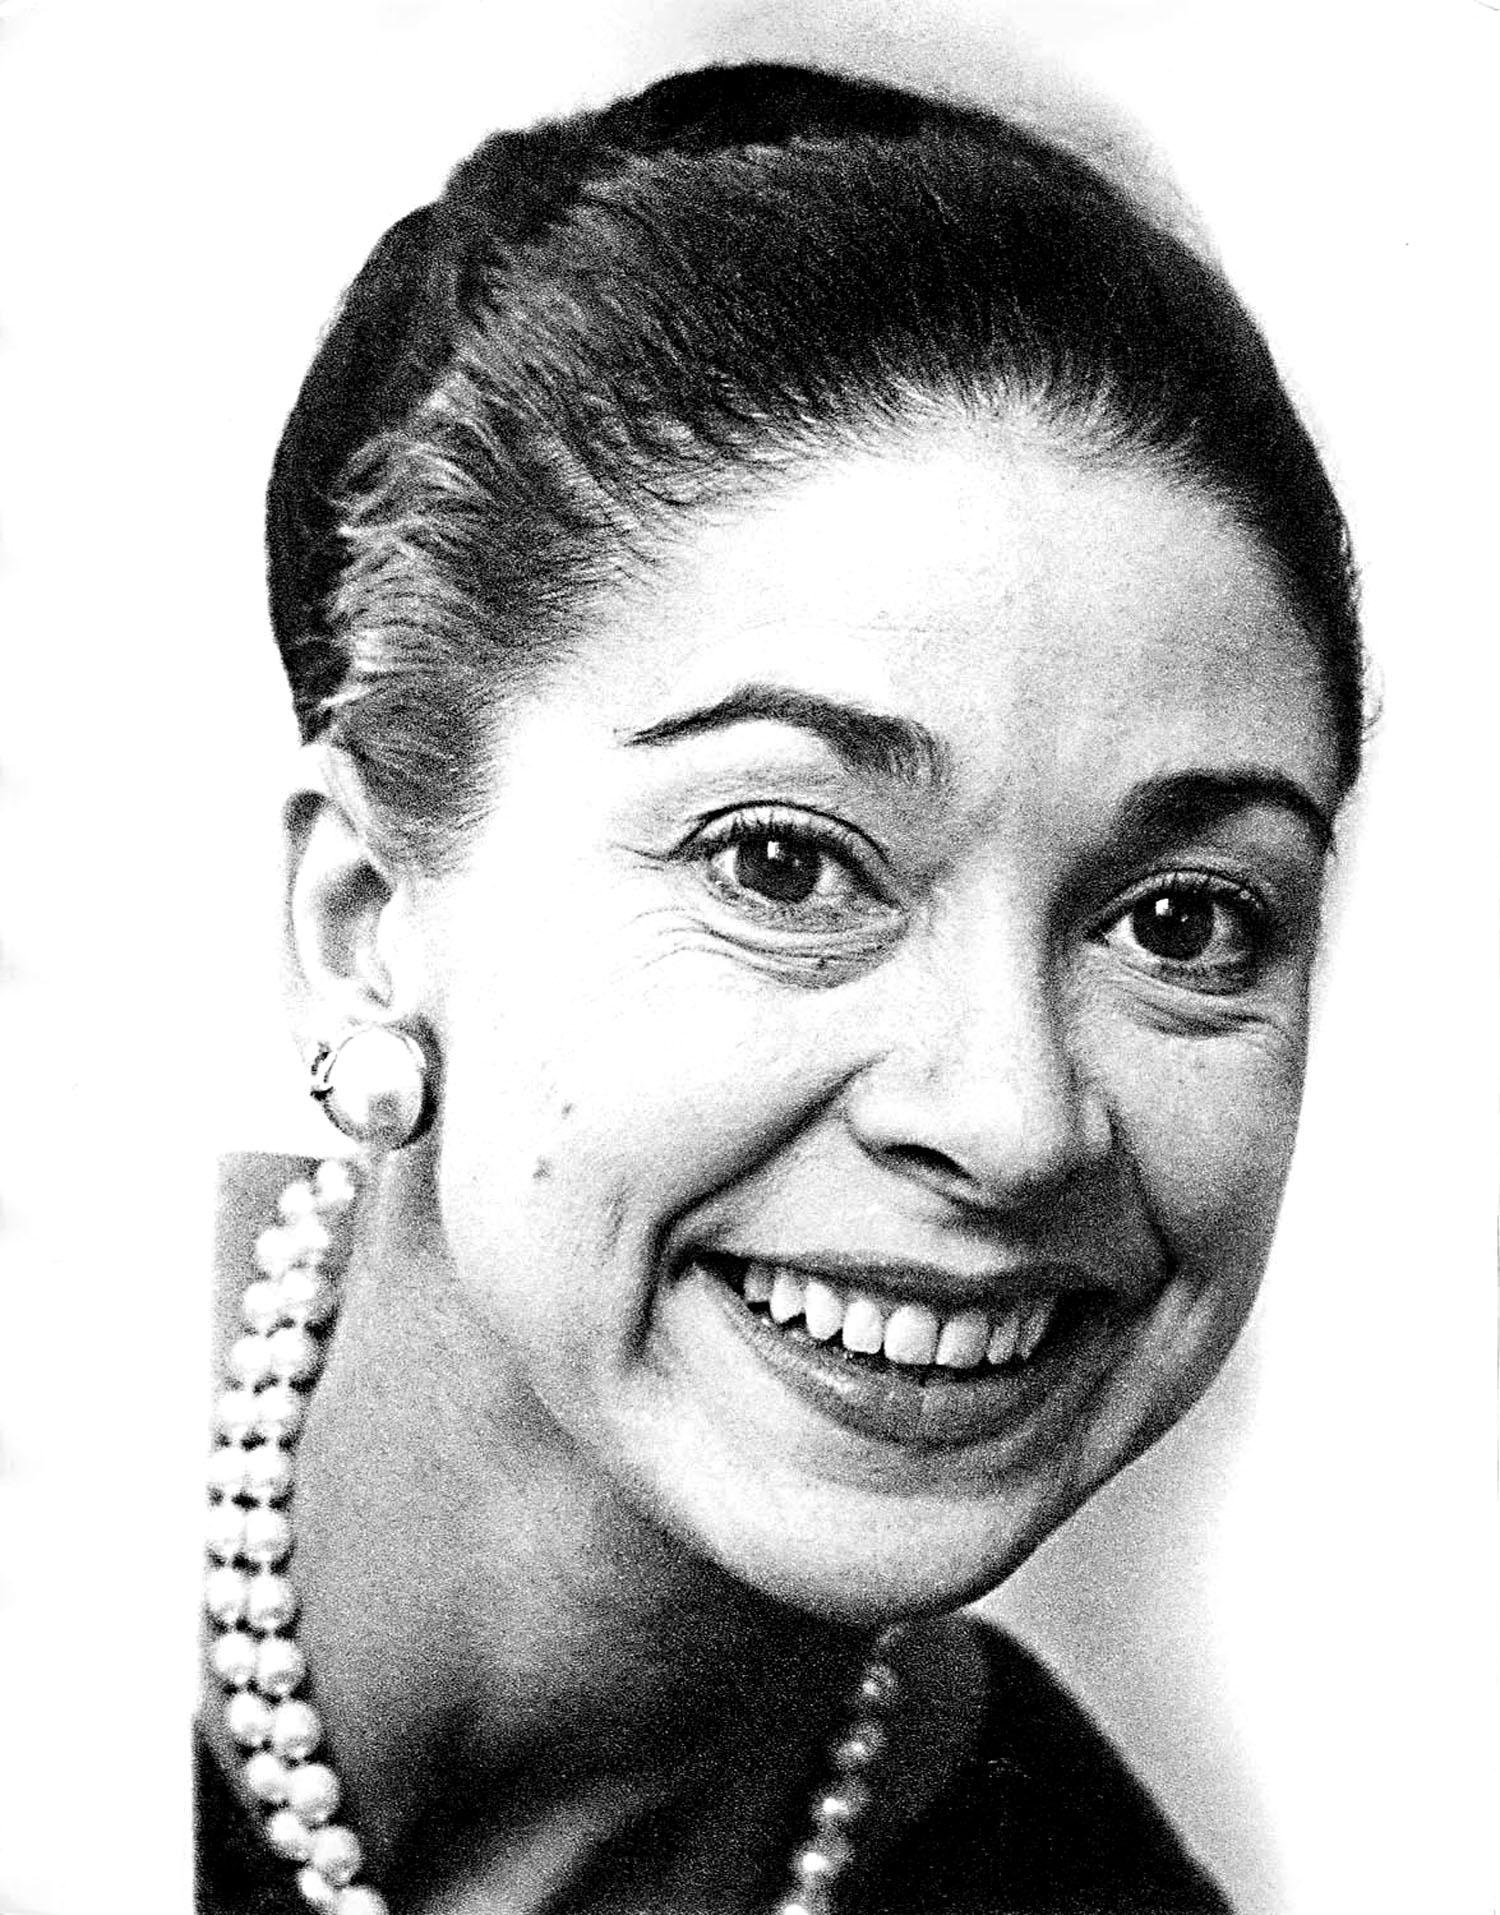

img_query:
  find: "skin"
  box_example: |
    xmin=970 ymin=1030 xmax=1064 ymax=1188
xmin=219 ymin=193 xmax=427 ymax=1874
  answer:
xmin=270 ymin=416 xmax=1340 ymax=1910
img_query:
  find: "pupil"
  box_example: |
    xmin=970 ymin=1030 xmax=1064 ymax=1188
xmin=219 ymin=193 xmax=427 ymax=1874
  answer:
xmin=738 ymin=835 xmax=821 ymax=904
xmin=1133 ymin=891 xmax=1215 ymax=961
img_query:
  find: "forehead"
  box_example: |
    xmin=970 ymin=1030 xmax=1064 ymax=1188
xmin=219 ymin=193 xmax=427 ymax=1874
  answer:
xmin=566 ymin=421 xmax=1338 ymax=812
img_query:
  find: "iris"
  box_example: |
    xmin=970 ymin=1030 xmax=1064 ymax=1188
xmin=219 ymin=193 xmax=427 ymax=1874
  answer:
xmin=731 ymin=831 xmax=826 ymax=905
xmin=1132 ymin=889 xmax=1218 ymax=963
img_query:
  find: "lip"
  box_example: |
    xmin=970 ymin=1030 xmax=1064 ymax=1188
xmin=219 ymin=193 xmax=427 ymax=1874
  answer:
xmin=683 ymin=1254 xmax=1143 ymax=1451
xmin=698 ymin=1246 xmax=1132 ymax=1313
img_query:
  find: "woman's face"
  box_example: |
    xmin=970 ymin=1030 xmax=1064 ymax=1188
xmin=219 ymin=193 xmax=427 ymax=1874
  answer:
xmin=401 ymin=420 xmax=1338 ymax=1617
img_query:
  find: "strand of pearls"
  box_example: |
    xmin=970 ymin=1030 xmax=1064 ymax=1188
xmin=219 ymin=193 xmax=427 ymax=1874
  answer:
xmin=769 ymin=1637 xmax=906 ymax=1915
xmin=204 ymin=1159 xmax=906 ymax=1915
xmin=205 ymin=1158 xmax=381 ymax=1913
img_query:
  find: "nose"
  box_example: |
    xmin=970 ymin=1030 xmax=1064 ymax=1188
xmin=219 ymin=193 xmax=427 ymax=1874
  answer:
xmin=841 ymin=916 xmax=1113 ymax=1213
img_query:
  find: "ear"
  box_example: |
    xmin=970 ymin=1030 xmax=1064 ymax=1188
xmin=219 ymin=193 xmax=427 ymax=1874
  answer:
xmin=282 ymin=746 xmax=425 ymax=1049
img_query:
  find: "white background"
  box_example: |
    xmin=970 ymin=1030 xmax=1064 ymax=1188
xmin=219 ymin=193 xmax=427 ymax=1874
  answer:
xmin=0 ymin=2 xmax=1495 ymax=1911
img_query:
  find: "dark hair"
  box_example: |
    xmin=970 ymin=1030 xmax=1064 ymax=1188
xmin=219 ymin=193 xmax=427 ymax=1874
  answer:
xmin=268 ymin=62 xmax=1362 ymax=868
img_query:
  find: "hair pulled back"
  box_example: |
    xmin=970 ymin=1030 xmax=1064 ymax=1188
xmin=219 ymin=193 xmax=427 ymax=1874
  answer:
xmin=268 ymin=62 xmax=1362 ymax=868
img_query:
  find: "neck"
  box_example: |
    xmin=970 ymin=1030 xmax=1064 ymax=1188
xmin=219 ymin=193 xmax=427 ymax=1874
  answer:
xmin=286 ymin=1165 xmax=875 ymax=1912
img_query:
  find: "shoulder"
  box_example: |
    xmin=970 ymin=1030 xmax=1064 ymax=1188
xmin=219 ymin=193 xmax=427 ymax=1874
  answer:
xmin=871 ymin=1617 xmax=1231 ymax=1914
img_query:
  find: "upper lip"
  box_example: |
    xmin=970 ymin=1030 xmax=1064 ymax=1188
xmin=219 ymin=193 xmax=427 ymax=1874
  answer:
xmin=689 ymin=1245 xmax=1152 ymax=1311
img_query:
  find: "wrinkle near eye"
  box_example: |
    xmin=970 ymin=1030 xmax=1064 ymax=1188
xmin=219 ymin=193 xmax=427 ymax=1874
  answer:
xmin=629 ymin=905 xmax=899 ymax=989
xmin=1086 ymin=963 xmax=1308 ymax=1043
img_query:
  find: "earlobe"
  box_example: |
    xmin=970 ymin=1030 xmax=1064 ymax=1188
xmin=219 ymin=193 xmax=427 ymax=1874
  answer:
xmin=283 ymin=750 xmax=412 ymax=1037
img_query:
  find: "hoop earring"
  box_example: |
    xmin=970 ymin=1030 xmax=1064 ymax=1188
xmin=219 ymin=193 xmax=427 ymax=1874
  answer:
xmin=308 ymin=1025 xmax=436 ymax=1150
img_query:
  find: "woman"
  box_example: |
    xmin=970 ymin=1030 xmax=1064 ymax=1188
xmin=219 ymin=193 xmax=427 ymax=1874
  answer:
xmin=199 ymin=61 xmax=1361 ymax=1914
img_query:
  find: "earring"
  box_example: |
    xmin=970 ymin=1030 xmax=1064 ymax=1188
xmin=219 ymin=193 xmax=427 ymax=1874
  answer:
xmin=309 ymin=1025 xmax=435 ymax=1150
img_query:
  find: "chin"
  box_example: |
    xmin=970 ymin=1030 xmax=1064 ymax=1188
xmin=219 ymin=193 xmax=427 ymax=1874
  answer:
xmin=628 ymin=1258 xmax=1256 ymax=1624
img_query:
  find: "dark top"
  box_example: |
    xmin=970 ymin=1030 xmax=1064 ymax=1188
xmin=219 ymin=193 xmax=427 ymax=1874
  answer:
xmin=197 ymin=1619 xmax=1230 ymax=1914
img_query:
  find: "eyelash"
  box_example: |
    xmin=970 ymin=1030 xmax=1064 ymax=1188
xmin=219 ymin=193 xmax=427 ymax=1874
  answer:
xmin=677 ymin=810 xmax=1278 ymax=991
xmin=1100 ymin=869 xmax=1274 ymax=990
xmin=681 ymin=806 xmax=892 ymax=926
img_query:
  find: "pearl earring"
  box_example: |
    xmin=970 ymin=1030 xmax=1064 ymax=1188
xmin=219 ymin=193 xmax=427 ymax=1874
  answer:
xmin=309 ymin=1026 xmax=435 ymax=1150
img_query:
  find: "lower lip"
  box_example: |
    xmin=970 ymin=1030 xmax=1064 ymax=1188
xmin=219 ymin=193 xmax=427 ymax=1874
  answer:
xmin=689 ymin=1262 xmax=1130 ymax=1452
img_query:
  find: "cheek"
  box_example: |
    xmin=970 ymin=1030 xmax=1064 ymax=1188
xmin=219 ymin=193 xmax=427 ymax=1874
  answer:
xmin=1106 ymin=1017 xmax=1308 ymax=1294
xmin=1055 ymin=1016 xmax=1308 ymax=1497
xmin=428 ymin=920 xmax=865 ymax=1314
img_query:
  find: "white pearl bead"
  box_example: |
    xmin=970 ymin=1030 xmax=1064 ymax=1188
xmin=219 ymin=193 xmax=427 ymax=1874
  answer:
xmin=281 ymin=1266 xmax=337 ymax=1328
xmin=244 ymin=1749 xmax=291 ymax=1804
xmin=831 ymin=1718 xmax=887 ymax=1770
xmin=209 ymin=1630 xmax=259 ymax=1687
xmin=267 ymin=1807 xmax=316 ymax=1861
xmin=216 ymin=1387 xmax=261 ymax=1441
xmin=815 ymin=1776 xmax=872 ymax=1825
xmin=243 ymin=1278 xmax=290 ymax=1334
xmin=270 ymin=1698 xmax=323 ymax=1761
xmin=283 ymin=1214 xmax=334 ymax=1266
xmin=228 ymin=1333 xmax=276 ymax=1389
xmin=857 ymin=1661 xmax=900 ymax=1709
xmin=335 ymin=1889 xmax=389 ymax=1915
xmin=206 ymin=1502 xmax=247 ymax=1563
xmin=310 ymin=1825 xmax=363 ymax=1885
xmin=226 ymin=1688 xmax=275 ymax=1748
xmin=286 ymin=1761 xmax=341 ymax=1825
xmin=268 ymin=1326 xmax=321 ymax=1384
xmin=313 ymin=1158 xmax=358 ymax=1213
xmin=255 ymin=1634 xmax=306 ymax=1699
xmin=277 ymin=1179 xmax=320 ymax=1222
xmin=243 ymin=1443 xmax=294 ymax=1503
xmin=254 ymin=1383 xmax=305 ymax=1441
xmin=204 ymin=1566 xmax=250 ymax=1626
xmin=207 ymin=1445 xmax=249 ymax=1498
xmin=243 ymin=1505 xmax=293 ymax=1567
xmin=246 ymin=1572 xmax=298 ymax=1633
xmin=254 ymin=1226 xmax=298 ymax=1278
xmin=296 ymin=1866 xmax=341 ymax=1911
xmin=794 ymin=1832 xmax=851 ymax=1882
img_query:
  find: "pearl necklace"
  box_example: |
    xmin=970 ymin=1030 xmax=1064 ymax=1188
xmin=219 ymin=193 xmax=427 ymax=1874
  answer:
xmin=204 ymin=1158 xmax=908 ymax=1914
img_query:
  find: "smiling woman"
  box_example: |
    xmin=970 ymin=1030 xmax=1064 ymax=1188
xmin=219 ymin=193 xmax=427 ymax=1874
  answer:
xmin=196 ymin=59 xmax=1362 ymax=1915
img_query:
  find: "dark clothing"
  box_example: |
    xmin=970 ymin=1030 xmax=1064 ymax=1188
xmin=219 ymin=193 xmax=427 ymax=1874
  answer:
xmin=865 ymin=1623 xmax=1230 ymax=1912
xmin=198 ymin=1618 xmax=1229 ymax=1913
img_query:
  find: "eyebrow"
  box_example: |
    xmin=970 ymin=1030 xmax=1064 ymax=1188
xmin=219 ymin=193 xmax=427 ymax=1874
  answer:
xmin=618 ymin=682 xmax=949 ymax=788
xmin=620 ymin=689 xmax=1330 ymax=850
xmin=1115 ymin=768 xmax=1334 ymax=855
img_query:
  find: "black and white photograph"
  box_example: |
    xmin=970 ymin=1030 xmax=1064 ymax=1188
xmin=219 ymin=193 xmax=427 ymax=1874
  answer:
xmin=1 ymin=3 xmax=1494 ymax=1912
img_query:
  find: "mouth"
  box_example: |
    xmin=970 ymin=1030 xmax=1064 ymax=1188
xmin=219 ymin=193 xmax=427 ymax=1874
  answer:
xmin=681 ymin=1250 xmax=1136 ymax=1450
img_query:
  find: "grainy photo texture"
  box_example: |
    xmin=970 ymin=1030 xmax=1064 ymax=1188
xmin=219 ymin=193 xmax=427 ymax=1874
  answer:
xmin=1 ymin=6 xmax=1494 ymax=1915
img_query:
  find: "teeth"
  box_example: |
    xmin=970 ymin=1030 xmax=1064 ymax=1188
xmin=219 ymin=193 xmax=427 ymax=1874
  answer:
xmin=1016 ymin=1296 xmax=1055 ymax=1360
xmin=985 ymin=1309 xmax=1021 ymax=1366
xmin=768 ymin=1271 xmax=805 ymax=1325
xmin=840 ymin=1297 xmax=886 ymax=1355
xmin=731 ymin=1258 xmax=1064 ymax=1371
xmin=935 ymin=1309 xmax=990 ymax=1370
xmin=802 ymin=1279 xmax=844 ymax=1342
xmin=883 ymin=1303 xmax=939 ymax=1367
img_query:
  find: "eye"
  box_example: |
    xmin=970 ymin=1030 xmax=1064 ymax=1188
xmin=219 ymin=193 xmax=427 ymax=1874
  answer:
xmin=1102 ymin=872 xmax=1270 ymax=987
xmin=686 ymin=806 xmax=892 ymax=926
xmin=720 ymin=831 xmax=830 ymax=905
